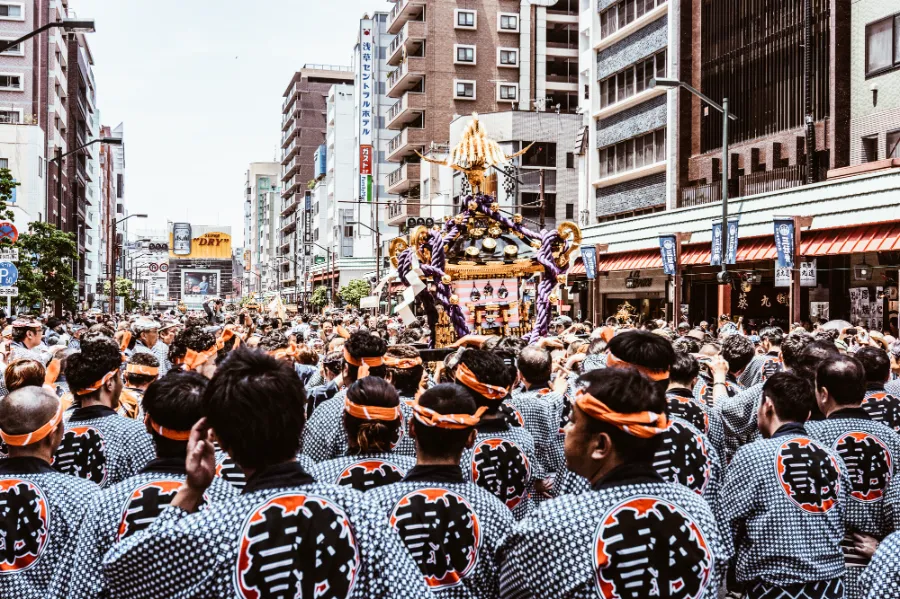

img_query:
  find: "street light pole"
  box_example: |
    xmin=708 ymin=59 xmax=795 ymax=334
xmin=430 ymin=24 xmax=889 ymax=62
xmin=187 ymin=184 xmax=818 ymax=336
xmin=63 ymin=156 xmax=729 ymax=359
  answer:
xmin=0 ymin=18 xmax=95 ymax=54
xmin=348 ymin=220 xmax=381 ymax=287
xmin=49 ymin=136 xmax=122 ymax=230
xmin=108 ymin=213 xmax=147 ymax=315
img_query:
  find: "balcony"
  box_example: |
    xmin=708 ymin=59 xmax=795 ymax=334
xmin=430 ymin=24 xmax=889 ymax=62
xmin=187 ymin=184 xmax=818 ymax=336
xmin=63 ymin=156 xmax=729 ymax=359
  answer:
xmin=678 ymin=165 xmax=807 ymax=208
xmin=387 ymin=126 xmax=427 ymax=162
xmin=387 ymin=92 xmax=426 ymax=130
xmin=281 ymin=212 xmax=298 ymax=235
xmin=282 ymin=138 xmax=299 ymax=164
xmin=387 ymin=162 xmax=421 ymax=194
xmin=387 ymin=197 xmax=421 ymax=226
xmin=387 ymin=20 xmax=426 ymax=66
xmin=283 ymin=155 xmax=302 ymax=179
xmin=283 ymin=175 xmax=304 ymax=196
xmin=282 ymin=110 xmax=295 ymax=131
xmin=386 ymin=57 xmax=426 ymax=98
xmin=281 ymin=126 xmax=298 ymax=149
xmin=388 ymin=0 xmax=426 ymax=34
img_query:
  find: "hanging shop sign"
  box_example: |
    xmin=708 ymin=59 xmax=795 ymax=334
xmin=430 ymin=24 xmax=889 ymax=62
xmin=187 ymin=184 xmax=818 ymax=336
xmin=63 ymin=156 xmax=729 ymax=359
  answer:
xmin=800 ymin=260 xmax=817 ymax=287
xmin=581 ymin=246 xmax=597 ymax=280
xmin=659 ymin=235 xmax=677 ymax=276
xmin=774 ymin=217 xmax=795 ymax=269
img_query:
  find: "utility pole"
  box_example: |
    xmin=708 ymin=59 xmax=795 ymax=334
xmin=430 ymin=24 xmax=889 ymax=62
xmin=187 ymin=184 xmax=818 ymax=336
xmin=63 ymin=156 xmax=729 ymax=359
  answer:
xmin=538 ymin=168 xmax=546 ymax=230
xmin=55 ymin=146 xmax=63 ymax=229
xmin=803 ymin=0 xmax=815 ymax=183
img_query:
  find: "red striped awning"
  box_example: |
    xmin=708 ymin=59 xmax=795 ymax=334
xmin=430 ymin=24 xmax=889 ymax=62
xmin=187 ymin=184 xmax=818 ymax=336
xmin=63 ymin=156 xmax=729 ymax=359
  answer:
xmin=568 ymin=259 xmax=585 ymax=276
xmin=592 ymin=222 xmax=900 ymax=272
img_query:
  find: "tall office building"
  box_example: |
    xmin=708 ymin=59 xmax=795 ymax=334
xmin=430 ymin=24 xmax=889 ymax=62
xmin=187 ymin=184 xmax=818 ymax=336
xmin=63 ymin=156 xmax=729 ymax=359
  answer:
xmin=245 ymin=162 xmax=281 ymax=295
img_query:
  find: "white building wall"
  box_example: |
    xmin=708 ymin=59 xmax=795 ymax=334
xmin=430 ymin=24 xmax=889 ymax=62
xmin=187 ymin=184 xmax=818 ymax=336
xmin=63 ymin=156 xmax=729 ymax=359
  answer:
xmin=245 ymin=162 xmax=280 ymax=294
xmin=0 ymin=123 xmax=45 ymax=223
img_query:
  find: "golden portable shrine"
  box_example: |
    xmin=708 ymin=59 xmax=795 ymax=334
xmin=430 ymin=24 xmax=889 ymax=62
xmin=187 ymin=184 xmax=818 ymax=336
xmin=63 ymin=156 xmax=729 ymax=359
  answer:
xmin=388 ymin=114 xmax=581 ymax=348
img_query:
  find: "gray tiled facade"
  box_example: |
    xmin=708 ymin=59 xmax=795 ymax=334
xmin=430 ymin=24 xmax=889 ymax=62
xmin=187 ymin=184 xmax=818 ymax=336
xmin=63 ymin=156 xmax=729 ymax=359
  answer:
xmin=595 ymin=172 xmax=666 ymax=215
xmin=597 ymin=95 xmax=666 ymax=148
xmin=596 ymin=15 xmax=667 ymax=80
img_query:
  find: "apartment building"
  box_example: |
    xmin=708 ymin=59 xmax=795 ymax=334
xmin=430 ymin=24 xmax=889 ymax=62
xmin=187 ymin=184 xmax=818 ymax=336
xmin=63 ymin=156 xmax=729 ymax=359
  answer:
xmin=244 ymin=162 xmax=280 ymax=295
xmin=96 ymin=124 xmax=124 ymax=311
xmin=384 ymin=0 xmax=579 ymax=229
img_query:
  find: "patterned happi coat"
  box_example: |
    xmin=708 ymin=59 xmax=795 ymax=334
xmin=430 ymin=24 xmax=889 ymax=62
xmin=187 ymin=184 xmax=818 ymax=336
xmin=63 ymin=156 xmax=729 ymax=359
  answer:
xmin=719 ymin=423 xmax=850 ymax=590
xmin=666 ymin=387 xmax=710 ymax=434
xmin=53 ymin=405 xmax=155 ymax=489
xmin=497 ymin=464 xmax=728 ymax=599
xmin=712 ymin=382 xmax=765 ymax=464
xmin=510 ymin=387 xmax=566 ymax=477
xmin=859 ymin=531 xmax=900 ymax=599
xmin=0 ymin=457 xmax=99 ymax=599
xmin=862 ymin=383 xmax=900 ymax=433
xmin=101 ymin=461 xmax=433 ymax=599
xmin=213 ymin=450 xmax=316 ymax=492
xmin=64 ymin=457 xmax=237 ymax=599
xmin=366 ymin=464 xmax=515 ymax=598
xmin=309 ymin=452 xmax=417 ymax=492
xmin=806 ymin=408 xmax=900 ymax=599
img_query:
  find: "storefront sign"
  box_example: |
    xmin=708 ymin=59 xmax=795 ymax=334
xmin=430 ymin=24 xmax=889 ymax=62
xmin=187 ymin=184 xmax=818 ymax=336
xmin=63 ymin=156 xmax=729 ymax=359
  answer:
xmin=360 ymin=145 xmax=373 ymax=176
xmin=774 ymin=218 xmax=795 ymax=269
xmin=625 ymin=277 xmax=653 ymax=289
xmin=710 ymin=218 xmax=739 ymax=266
xmin=800 ymin=260 xmax=817 ymax=287
xmin=725 ymin=219 xmax=738 ymax=264
xmin=775 ymin=266 xmax=792 ymax=287
xmin=659 ymin=235 xmax=677 ymax=276
xmin=581 ymin=246 xmax=597 ymax=280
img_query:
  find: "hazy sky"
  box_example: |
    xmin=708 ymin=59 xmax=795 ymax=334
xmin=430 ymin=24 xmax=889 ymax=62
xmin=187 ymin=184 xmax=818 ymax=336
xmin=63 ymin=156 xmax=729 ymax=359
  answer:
xmin=73 ymin=0 xmax=393 ymax=245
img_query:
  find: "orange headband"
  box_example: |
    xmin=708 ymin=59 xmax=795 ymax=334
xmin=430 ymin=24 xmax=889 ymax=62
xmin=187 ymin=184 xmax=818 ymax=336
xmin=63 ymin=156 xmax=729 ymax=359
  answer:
xmin=343 ymin=348 xmax=384 ymax=368
xmin=605 ymin=351 xmax=670 ymax=382
xmin=75 ymin=368 xmax=120 ymax=396
xmin=455 ymin=363 xmax=509 ymax=401
xmin=270 ymin=341 xmax=301 ymax=361
xmin=0 ymin=401 xmax=64 ymax=446
xmin=144 ymin=415 xmax=191 ymax=441
xmin=44 ymin=358 xmax=61 ymax=386
xmin=383 ymin=356 xmax=423 ymax=369
xmin=126 ymin=364 xmax=159 ymax=376
xmin=574 ymin=389 xmax=670 ymax=438
xmin=181 ymin=345 xmax=218 ymax=371
xmin=411 ymin=401 xmax=487 ymax=429
xmin=343 ymin=396 xmax=402 ymax=421
xmin=118 ymin=331 xmax=132 ymax=353
xmin=217 ymin=327 xmax=241 ymax=350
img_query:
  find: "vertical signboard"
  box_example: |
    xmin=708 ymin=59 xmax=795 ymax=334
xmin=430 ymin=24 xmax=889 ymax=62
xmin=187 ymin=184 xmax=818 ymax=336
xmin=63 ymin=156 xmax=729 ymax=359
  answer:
xmin=172 ymin=223 xmax=192 ymax=256
xmin=359 ymin=19 xmax=374 ymax=203
xmin=774 ymin=217 xmax=795 ymax=269
xmin=659 ymin=235 xmax=677 ymax=276
xmin=581 ymin=246 xmax=597 ymax=280
xmin=711 ymin=218 xmax=739 ymax=266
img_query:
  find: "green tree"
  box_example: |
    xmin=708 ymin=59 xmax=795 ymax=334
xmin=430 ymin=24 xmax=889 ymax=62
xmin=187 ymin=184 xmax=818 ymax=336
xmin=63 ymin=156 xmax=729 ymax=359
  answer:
xmin=338 ymin=278 xmax=371 ymax=308
xmin=16 ymin=221 xmax=77 ymax=312
xmin=0 ymin=168 xmax=18 ymax=224
xmin=310 ymin=286 xmax=329 ymax=309
xmin=102 ymin=278 xmax=142 ymax=312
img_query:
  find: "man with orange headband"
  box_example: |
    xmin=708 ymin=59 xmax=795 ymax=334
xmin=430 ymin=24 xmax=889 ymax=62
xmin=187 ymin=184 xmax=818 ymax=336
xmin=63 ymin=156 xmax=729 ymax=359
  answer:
xmin=66 ymin=371 xmax=236 ymax=599
xmin=117 ymin=353 xmax=159 ymax=420
xmin=167 ymin=326 xmax=219 ymax=379
xmin=498 ymin=368 xmax=727 ymax=599
xmin=303 ymin=331 xmax=417 ymax=461
xmin=719 ymin=372 xmax=849 ymax=599
xmin=101 ymin=347 xmax=433 ymax=599
xmin=0 ymin=386 xmax=100 ymax=598
xmin=454 ymin=348 xmax=539 ymax=520
xmin=54 ymin=337 xmax=155 ymax=488
xmin=366 ymin=383 xmax=515 ymax=597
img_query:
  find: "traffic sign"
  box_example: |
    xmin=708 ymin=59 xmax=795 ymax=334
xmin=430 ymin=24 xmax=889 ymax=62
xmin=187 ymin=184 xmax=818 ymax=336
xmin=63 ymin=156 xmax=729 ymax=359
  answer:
xmin=0 ymin=286 xmax=17 ymax=297
xmin=0 ymin=261 xmax=18 ymax=286
xmin=0 ymin=222 xmax=17 ymax=243
xmin=148 ymin=263 xmax=159 ymax=273
xmin=159 ymin=263 xmax=169 ymax=273
xmin=0 ymin=248 xmax=18 ymax=262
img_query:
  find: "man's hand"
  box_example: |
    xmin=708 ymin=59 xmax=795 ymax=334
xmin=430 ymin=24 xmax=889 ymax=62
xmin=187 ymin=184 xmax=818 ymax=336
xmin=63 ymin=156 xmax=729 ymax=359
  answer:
xmin=845 ymin=532 xmax=879 ymax=560
xmin=450 ymin=334 xmax=490 ymax=349
xmin=173 ymin=418 xmax=216 ymax=513
xmin=538 ymin=337 xmax=565 ymax=351
xmin=534 ymin=477 xmax=555 ymax=498
xmin=709 ymin=354 xmax=729 ymax=383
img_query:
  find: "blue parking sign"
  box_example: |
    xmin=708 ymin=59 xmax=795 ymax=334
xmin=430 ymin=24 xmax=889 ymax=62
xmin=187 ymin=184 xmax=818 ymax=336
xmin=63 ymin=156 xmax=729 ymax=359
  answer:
xmin=0 ymin=261 xmax=18 ymax=286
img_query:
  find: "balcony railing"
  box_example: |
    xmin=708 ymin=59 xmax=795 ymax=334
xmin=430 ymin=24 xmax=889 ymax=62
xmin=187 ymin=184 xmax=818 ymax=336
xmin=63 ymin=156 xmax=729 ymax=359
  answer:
xmin=387 ymin=198 xmax=420 ymax=222
xmin=678 ymin=165 xmax=807 ymax=208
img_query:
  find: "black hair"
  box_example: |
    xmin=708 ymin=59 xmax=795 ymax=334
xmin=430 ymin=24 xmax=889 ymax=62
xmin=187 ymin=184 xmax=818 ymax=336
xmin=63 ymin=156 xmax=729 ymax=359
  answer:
xmin=142 ymin=371 xmax=208 ymax=458
xmin=760 ymin=326 xmax=784 ymax=346
xmin=781 ymin=332 xmax=812 ymax=371
xmin=721 ymin=335 xmax=755 ymax=374
xmin=343 ymin=331 xmax=387 ymax=381
xmin=323 ymin=351 xmax=343 ymax=375
xmin=259 ymin=331 xmax=290 ymax=352
xmin=816 ymin=356 xmax=866 ymax=407
xmin=517 ymin=346 xmax=552 ymax=387
xmin=203 ymin=347 xmax=306 ymax=470
xmin=65 ymin=337 xmax=122 ymax=396
xmin=670 ymin=352 xmax=700 ymax=386
xmin=672 ymin=337 xmax=700 ymax=355
xmin=856 ymin=346 xmax=891 ymax=383
xmin=168 ymin=327 xmax=216 ymax=366
xmin=384 ymin=344 xmax=424 ymax=397
xmin=575 ymin=368 xmax=666 ymax=464
xmin=343 ymin=377 xmax=401 ymax=455
xmin=125 ymin=352 xmax=160 ymax=387
xmin=794 ymin=340 xmax=840 ymax=381
xmin=588 ymin=338 xmax=608 ymax=356
xmin=496 ymin=336 xmax=528 ymax=356
xmin=411 ymin=383 xmax=477 ymax=459
xmin=763 ymin=371 xmax=815 ymax=423
xmin=607 ymin=330 xmax=675 ymax=394
xmin=491 ymin=348 xmax=519 ymax=389
xmin=11 ymin=325 xmax=37 ymax=343
xmin=455 ymin=349 xmax=510 ymax=413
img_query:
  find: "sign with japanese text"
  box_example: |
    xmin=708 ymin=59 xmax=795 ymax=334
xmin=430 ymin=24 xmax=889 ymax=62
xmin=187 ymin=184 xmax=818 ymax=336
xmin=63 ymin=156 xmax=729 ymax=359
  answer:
xmin=659 ymin=235 xmax=677 ymax=276
xmin=581 ymin=246 xmax=597 ymax=280
xmin=800 ymin=260 xmax=817 ymax=287
xmin=358 ymin=19 xmax=374 ymax=147
xmin=775 ymin=266 xmax=792 ymax=287
xmin=774 ymin=217 xmax=795 ymax=269
xmin=711 ymin=218 xmax=739 ymax=266
xmin=360 ymin=175 xmax=372 ymax=203
xmin=0 ymin=248 xmax=18 ymax=262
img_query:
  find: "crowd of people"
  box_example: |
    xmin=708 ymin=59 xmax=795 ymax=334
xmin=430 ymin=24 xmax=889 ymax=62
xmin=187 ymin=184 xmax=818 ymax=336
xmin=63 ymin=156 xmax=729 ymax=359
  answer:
xmin=0 ymin=305 xmax=899 ymax=598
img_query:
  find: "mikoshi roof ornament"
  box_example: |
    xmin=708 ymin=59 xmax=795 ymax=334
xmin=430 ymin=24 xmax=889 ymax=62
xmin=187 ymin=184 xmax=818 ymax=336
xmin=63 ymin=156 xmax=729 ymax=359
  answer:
xmin=391 ymin=113 xmax=581 ymax=346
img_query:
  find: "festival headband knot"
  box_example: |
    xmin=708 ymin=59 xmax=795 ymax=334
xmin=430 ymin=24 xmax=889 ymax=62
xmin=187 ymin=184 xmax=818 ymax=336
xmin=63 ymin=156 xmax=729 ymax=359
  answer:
xmin=0 ymin=401 xmax=64 ymax=446
xmin=411 ymin=401 xmax=487 ymax=430
xmin=574 ymin=389 xmax=670 ymax=438
xmin=342 ymin=348 xmax=385 ymax=368
xmin=144 ymin=414 xmax=191 ymax=441
xmin=126 ymin=363 xmax=159 ymax=377
xmin=383 ymin=355 xmax=423 ymax=369
xmin=118 ymin=331 xmax=132 ymax=353
xmin=217 ymin=327 xmax=241 ymax=350
xmin=181 ymin=344 xmax=218 ymax=371
xmin=343 ymin=397 xmax=402 ymax=422
xmin=605 ymin=350 xmax=670 ymax=382
xmin=75 ymin=368 xmax=120 ymax=396
xmin=270 ymin=341 xmax=301 ymax=361
xmin=455 ymin=362 xmax=509 ymax=401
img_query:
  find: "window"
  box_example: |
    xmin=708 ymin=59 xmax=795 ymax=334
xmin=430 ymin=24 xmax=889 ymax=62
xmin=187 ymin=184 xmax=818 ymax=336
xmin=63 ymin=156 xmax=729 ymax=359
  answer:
xmin=888 ymin=130 xmax=900 ymax=159
xmin=0 ymin=3 xmax=23 ymax=20
xmin=456 ymin=10 xmax=476 ymax=29
xmin=0 ymin=110 xmax=19 ymax=123
xmin=862 ymin=135 xmax=879 ymax=162
xmin=522 ymin=142 xmax=557 ymax=167
xmin=499 ymin=13 xmax=519 ymax=32
xmin=866 ymin=16 xmax=899 ymax=75
xmin=598 ymin=128 xmax=665 ymax=178
xmin=599 ymin=0 xmax=662 ymax=39
xmin=565 ymin=204 xmax=574 ymax=219
xmin=566 ymin=152 xmax=575 ymax=168
xmin=0 ymin=158 xmax=8 ymax=169
xmin=598 ymin=49 xmax=666 ymax=109
xmin=455 ymin=45 xmax=476 ymax=64
xmin=498 ymin=48 xmax=518 ymax=67
xmin=455 ymin=80 xmax=476 ymax=100
xmin=521 ymin=193 xmax=556 ymax=218
xmin=0 ymin=39 xmax=22 ymax=55
xmin=0 ymin=74 xmax=22 ymax=90
xmin=344 ymin=224 xmax=354 ymax=237
xmin=498 ymin=84 xmax=518 ymax=101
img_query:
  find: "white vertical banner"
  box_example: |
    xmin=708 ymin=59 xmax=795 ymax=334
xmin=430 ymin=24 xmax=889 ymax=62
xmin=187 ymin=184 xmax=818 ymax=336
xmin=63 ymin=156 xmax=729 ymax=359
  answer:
xmin=358 ymin=20 xmax=374 ymax=148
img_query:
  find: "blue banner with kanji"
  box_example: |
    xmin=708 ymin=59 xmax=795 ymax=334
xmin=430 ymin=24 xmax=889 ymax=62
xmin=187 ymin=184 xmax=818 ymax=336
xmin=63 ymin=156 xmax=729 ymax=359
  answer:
xmin=774 ymin=218 xmax=795 ymax=269
xmin=659 ymin=235 xmax=677 ymax=275
xmin=581 ymin=246 xmax=597 ymax=280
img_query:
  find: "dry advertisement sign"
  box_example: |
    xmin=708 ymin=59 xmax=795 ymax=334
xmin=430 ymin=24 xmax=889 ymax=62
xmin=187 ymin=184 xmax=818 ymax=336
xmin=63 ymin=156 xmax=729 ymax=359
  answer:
xmin=168 ymin=224 xmax=232 ymax=260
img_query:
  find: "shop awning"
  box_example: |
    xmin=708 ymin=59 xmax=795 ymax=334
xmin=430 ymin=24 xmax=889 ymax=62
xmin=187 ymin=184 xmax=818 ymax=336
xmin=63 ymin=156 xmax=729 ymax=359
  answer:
xmin=593 ymin=221 xmax=900 ymax=272
xmin=568 ymin=259 xmax=585 ymax=276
